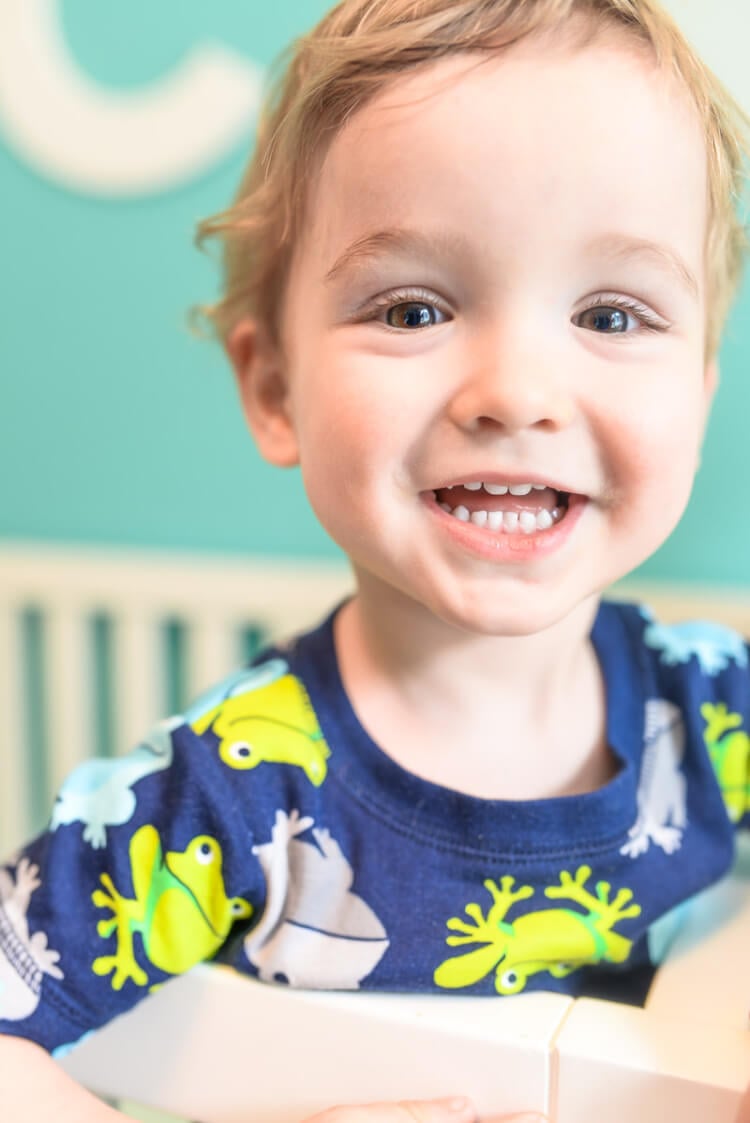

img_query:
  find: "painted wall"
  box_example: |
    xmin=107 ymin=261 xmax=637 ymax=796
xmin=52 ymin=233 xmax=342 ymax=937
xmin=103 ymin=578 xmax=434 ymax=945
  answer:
xmin=1 ymin=0 xmax=748 ymax=583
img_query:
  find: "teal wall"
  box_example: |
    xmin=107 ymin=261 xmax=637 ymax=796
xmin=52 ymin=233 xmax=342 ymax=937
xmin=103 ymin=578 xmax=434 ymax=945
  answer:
xmin=1 ymin=1 xmax=748 ymax=583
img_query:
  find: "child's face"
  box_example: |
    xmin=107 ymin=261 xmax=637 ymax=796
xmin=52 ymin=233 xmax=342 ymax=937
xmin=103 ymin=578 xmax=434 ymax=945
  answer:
xmin=237 ymin=34 xmax=715 ymax=637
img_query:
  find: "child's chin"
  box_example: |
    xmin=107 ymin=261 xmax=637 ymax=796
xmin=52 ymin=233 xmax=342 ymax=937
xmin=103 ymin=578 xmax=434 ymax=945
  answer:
xmin=430 ymin=590 xmax=593 ymax=639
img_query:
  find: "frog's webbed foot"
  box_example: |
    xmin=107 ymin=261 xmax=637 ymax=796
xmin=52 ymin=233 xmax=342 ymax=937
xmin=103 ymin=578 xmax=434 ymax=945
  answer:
xmin=272 ymin=809 xmax=314 ymax=845
xmin=483 ymin=876 xmax=534 ymax=922
xmin=92 ymin=952 xmax=148 ymax=990
xmin=446 ymin=878 xmax=533 ymax=946
xmin=91 ymin=873 xmax=145 ymax=989
xmin=650 ymin=825 xmax=683 ymax=854
xmin=92 ymin=872 xmax=125 ymax=933
xmin=606 ymin=888 xmax=641 ymax=923
xmin=545 ymin=866 xmax=598 ymax=909
xmin=82 ymin=820 xmax=108 ymax=849
xmin=591 ymin=878 xmax=640 ymax=924
xmin=701 ymin=702 xmax=742 ymax=743
xmin=28 ymin=931 xmax=63 ymax=980
xmin=619 ymin=828 xmax=649 ymax=859
xmin=12 ymin=858 xmax=41 ymax=910
xmin=445 ymin=902 xmax=495 ymax=946
xmin=547 ymin=868 xmax=641 ymax=926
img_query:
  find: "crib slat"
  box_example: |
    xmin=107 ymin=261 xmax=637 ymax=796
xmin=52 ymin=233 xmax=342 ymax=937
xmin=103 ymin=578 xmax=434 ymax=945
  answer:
xmin=45 ymin=604 xmax=94 ymax=794
xmin=113 ymin=610 xmax=163 ymax=755
xmin=186 ymin=615 xmax=239 ymax=699
xmin=0 ymin=604 xmax=29 ymax=855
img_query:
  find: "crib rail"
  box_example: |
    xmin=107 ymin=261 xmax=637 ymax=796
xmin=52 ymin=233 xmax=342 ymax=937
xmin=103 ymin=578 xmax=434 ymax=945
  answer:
xmin=3 ymin=540 xmax=750 ymax=859
xmin=0 ymin=543 xmax=351 ymax=855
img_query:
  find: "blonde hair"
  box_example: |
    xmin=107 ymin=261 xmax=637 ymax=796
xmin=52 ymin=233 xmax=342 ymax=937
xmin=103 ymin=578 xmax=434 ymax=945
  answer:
xmin=198 ymin=0 xmax=749 ymax=359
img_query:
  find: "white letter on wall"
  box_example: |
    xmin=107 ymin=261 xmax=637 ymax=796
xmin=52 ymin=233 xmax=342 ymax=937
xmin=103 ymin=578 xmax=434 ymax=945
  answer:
xmin=0 ymin=0 xmax=263 ymax=196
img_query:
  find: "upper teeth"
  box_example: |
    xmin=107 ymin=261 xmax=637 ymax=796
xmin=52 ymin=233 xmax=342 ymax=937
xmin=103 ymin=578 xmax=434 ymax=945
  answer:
xmin=454 ymin=482 xmax=547 ymax=495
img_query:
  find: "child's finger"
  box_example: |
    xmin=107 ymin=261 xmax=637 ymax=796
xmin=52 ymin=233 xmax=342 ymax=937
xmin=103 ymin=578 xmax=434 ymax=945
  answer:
xmin=303 ymin=1096 xmax=478 ymax=1123
xmin=483 ymin=1114 xmax=548 ymax=1123
xmin=302 ymin=1103 xmax=546 ymax=1123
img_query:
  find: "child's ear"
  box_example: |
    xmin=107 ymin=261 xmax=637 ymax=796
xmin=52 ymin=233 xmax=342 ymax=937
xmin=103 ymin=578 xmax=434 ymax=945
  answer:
xmin=226 ymin=318 xmax=299 ymax=467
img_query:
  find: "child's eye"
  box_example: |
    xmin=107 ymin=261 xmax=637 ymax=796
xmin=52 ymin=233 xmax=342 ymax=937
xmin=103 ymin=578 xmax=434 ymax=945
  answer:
xmin=579 ymin=305 xmax=632 ymax=333
xmin=386 ymin=301 xmax=446 ymax=329
xmin=357 ymin=288 xmax=451 ymax=331
xmin=574 ymin=296 xmax=667 ymax=335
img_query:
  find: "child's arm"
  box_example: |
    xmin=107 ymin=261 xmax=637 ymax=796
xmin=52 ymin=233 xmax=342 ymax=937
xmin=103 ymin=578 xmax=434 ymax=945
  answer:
xmin=0 ymin=1035 xmax=139 ymax=1122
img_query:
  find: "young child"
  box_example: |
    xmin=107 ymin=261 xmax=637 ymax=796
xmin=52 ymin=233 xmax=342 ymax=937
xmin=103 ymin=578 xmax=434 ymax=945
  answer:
xmin=2 ymin=0 xmax=749 ymax=1120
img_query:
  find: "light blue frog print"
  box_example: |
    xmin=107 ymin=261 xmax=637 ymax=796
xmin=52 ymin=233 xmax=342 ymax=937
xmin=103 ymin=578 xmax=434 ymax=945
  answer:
xmin=50 ymin=719 xmax=178 ymax=849
xmin=51 ymin=661 xmax=291 ymax=850
xmin=183 ymin=659 xmax=289 ymax=726
xmin=641 ymin=610 xmax=748 ymax=676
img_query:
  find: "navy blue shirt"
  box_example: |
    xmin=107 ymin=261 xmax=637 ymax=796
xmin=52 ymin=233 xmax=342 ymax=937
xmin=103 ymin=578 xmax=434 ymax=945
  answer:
xmin=0 ymin=600 xmax=747 ymax=1055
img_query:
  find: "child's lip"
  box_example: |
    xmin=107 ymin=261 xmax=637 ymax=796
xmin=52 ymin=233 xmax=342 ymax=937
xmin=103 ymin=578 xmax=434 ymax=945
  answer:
xmin=423 ymin=489 xmax=588 ymax=559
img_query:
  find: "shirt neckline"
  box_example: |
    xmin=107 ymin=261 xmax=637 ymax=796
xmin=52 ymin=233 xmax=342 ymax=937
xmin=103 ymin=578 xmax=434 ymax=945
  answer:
xmin=289 ymin=600 xmax=644 ymax=859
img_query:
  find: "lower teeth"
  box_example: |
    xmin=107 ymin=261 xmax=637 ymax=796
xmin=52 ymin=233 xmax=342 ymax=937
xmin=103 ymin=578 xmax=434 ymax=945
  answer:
xmin=438 ymin=502 xmax=563 ymax=534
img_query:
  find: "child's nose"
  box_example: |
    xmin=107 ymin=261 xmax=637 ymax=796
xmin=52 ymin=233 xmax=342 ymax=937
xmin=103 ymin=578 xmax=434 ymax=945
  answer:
xmin=447 ymin=329 xmax=575 ymax=434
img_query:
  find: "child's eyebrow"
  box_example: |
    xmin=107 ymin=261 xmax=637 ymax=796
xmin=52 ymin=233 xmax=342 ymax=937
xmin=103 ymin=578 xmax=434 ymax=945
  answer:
xmin=585 ymin=232 xmax=700 ymax=302
xmin=324 ymin=227 xmax=470 ymax=284
xmin=324 ymin=226 xmax=700 ymax=302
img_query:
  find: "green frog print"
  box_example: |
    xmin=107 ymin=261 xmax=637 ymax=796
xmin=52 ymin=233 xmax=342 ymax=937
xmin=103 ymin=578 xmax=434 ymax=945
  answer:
xmin=190 ymin=672 xmax=331 ymax=787
xmin=701 ymin=702 xmax=750 ymax=823
xmin=434 ymin=866 xmax=641 ymax=995
xmin=92 ymin=824 xmax=252 ymax=990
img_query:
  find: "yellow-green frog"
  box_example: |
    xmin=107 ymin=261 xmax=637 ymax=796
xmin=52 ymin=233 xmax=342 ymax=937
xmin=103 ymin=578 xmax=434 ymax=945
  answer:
xmin=701 ymin=702 xmax=750 ymax=823
xmin=92 ymin=824 xmax=252 ymax=990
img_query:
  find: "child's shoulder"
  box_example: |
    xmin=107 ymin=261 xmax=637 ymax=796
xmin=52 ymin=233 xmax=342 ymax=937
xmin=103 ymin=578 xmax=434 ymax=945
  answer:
xmin=601 ymin=598 xmax=749 ymax=681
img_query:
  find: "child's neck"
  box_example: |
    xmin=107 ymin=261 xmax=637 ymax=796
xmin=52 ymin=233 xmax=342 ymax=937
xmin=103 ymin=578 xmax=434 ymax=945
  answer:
xmin=334 ymin=586 xmax=615 ymax=801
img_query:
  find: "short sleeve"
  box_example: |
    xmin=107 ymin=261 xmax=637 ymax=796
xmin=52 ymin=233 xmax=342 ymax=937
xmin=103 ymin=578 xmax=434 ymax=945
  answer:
xmin=0 ymin=714 xmax=263 ymax=1054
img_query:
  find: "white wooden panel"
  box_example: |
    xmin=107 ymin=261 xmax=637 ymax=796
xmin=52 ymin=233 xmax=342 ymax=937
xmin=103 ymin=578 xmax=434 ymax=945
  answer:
xmin=61 ymin=970 xmax=567 ymax=1123
xmin=554 ymin=840 xmax=750 ymax=1122
xmin=0 ymin=603 xmax=29 ymax=855
xmin=554 ymin=999 xmax=749 ymax=1123
xmin=186 ymin=614 xmax=239 ymax=699
xmin=44 ymin=603 xmax=93 ymax=793
xmin=113 ymin=610 xmax=163 ymax=755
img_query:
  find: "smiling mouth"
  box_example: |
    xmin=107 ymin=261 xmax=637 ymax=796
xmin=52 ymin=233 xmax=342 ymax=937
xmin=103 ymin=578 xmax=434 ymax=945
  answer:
xmin=432 ymin=481 xmax=572 ymax=535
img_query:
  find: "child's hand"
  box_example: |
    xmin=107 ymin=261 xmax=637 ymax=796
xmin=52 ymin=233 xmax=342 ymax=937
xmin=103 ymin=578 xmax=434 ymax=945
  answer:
xmin=302 ymin=1098 xmax=546 ymax=1123
xmin=736 ymin=1082 xmax=750 ymax=1123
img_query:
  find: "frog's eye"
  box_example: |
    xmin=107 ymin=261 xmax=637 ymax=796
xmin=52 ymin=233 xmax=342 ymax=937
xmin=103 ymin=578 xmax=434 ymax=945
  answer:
xmin=225 ymin=740 xmax=253 ymax=768
xmin=497 ymin=968 xmax=526 ymax=994
xmin=195 ymin=841 xmax=217 ymax=865
xmin=231 ymin=899 xmax=253 ymax=919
